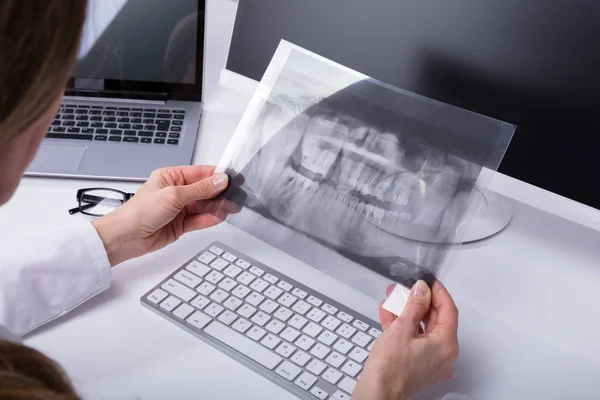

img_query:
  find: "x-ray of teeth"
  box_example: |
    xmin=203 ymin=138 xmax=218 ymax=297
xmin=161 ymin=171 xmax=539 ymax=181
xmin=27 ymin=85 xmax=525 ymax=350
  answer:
xmin=214 ymin=41 xmax=516 ymax=292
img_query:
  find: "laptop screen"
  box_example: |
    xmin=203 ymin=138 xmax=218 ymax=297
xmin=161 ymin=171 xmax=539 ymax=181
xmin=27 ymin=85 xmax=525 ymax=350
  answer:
xmin=68 ymin=0 xmax=205 ymax=100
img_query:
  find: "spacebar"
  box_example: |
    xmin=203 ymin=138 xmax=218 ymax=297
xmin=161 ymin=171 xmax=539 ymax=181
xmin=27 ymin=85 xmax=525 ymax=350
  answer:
xmin=204 ymin=321 xmax=283 ymax=370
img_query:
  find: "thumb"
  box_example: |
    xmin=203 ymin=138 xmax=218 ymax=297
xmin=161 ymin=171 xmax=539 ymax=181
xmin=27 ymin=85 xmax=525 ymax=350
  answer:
xmin=175 ymin=173 xmax=229 ymax=204
xmin=397 ymin=280 xmax=431 ymax=335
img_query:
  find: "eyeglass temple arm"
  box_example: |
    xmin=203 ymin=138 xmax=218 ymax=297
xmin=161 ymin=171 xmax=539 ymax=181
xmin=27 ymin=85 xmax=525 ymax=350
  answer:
xmin=68 ymin=202 xmax=97 ymax=215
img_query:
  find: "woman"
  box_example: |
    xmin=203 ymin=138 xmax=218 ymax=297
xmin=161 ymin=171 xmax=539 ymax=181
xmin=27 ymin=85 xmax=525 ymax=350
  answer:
xmin=0 ymin=2 xmax=459 ymax=399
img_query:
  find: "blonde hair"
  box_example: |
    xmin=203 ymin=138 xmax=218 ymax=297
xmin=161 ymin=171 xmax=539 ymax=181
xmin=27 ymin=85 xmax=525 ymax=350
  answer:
xmin=0 ymin=0 xmax=88 ymax=146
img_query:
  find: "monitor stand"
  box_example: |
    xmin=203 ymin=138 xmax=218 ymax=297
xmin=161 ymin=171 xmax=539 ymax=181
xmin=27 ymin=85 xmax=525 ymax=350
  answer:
xmin=454 ymin=190 xmax=514 ymax=244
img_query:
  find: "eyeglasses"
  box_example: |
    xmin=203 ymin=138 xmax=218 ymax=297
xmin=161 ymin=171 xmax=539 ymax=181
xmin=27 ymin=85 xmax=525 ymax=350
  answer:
xmin=69 ymin=188 xmax=135 ymax=217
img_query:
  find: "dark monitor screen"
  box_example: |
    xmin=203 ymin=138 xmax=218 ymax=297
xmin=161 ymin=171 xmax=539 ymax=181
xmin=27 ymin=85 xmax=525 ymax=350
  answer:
xmin=71 ymin=0 xmax=205 ymax=99
xmin=227 ymin=0 xmax=600 ymax=210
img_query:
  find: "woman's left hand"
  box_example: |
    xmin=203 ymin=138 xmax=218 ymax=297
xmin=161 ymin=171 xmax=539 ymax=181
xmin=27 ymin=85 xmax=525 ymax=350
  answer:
xmin=91 ymin=165 xmax=240 ymax=266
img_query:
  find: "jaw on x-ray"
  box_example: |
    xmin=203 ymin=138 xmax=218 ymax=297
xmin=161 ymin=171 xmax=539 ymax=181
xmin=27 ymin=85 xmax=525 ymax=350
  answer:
xmin=215 ymin=42 xmax=515 ymax=291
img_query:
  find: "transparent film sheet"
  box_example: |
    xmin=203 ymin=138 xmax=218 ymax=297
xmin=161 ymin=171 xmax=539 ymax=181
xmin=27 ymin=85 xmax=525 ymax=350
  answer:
xmin=213 ymin=41 xmax=515 ymax=299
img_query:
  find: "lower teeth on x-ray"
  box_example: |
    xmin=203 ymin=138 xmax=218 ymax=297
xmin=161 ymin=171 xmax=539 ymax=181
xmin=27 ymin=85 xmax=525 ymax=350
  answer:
xmin=216 ymin=43 xmax=514 ymax=288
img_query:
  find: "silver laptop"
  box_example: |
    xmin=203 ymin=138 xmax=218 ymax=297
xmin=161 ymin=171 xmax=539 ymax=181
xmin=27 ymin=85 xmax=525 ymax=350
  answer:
xmin=26 ymin=0 xmax=206 ymax=181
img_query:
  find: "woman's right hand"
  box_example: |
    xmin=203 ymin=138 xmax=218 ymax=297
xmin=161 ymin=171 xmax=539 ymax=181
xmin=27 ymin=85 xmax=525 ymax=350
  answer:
xmin=352 ymin=280 xmax=459 ymax=400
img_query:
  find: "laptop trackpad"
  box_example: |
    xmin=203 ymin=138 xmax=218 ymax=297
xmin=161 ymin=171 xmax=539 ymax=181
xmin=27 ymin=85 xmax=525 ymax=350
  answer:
xmin=30 ymin=145 xmax=86 ymax=171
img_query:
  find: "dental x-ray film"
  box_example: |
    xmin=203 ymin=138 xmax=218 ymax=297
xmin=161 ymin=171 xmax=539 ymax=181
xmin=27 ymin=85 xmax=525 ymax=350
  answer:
xmin=214 ymin=41 xmax=515 ymax=299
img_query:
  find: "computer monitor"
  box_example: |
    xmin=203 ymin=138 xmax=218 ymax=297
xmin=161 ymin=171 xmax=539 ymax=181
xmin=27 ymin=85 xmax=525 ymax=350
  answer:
xmin=226 ymin=0 xmax=600 ymax=211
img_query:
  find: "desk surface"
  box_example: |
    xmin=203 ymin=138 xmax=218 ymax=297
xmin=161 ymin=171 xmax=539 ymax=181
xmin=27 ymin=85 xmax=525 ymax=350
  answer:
xmin=2 ymin=2 xmax=600 ymax=399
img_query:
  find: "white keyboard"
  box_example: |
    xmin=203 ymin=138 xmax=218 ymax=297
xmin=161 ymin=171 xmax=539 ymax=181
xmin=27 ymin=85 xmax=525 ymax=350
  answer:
xmin=141 ymin=242 xmax=382 ymax=400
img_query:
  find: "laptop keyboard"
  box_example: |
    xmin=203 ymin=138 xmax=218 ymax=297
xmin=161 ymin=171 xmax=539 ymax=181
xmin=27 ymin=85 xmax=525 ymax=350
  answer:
xmin=141 ymin=242 xmax=382 ymax=400
xmin=48 ymin=104 xmax=186 ymax=145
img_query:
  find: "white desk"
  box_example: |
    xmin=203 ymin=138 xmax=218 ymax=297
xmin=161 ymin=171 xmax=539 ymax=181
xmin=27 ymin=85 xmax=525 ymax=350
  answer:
xmin=2 ymin=2 xmax=600 ymax=399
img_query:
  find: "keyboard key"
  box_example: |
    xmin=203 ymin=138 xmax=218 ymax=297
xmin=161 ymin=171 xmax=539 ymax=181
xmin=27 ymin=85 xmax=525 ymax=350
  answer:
xmin=309 ymin=343 xmax=330 ymax=360
xmin=251 ymin=311 xmax=271 ymax=327
xmin=250 ymin=279 xmax=269 ymax=293
xmin=273 ymin=307 xmax=293 ymax=322
xmin=263 ymin=273 xmax=278 ymax=284
xmin=232 ymin=318 xmax=252 ymax=334
xmin=67 ymin=127 xmax=81 ymax=133
xmin=237 ymin=271 xmax=256 ymax=286
xmin=223 ymin=295 xmax=243 ymax=311
xmin=146 ymin=289 xmax=168 ymax=304
xmin=81 ymin=128 xmax=94 ymax=134
xmin=173 ymin=120 xmax=183 ymax=126
xmin=210 ymin=258 xmax=229 ymax=271
xmin=205 ymin=322 xmax=281 ymax=370
xmin=260 ymin=334 xmax=281 ymax=350
xmin=306 ymin=359 xmax=327 ymax=375
xmin=154 ymin=138 xmax=165 ymax=144
xmin=349 ymin=347 xmax=369 ymax=363
xmin=310 ymin=386 xmax=328 ymax=400
xmin=96 ymin=128 xmax=108 ymax=134
xmin=264 ymin=286 xmax=283 ymax=300
xmin=332 ymin=390 xmax=351 ymax=400
xmin=289 ymin=315 xmax=308 ymax=330
xmin=209 ymin=289 xmax=229 ymax=303
xmin=237 ymin=304 xmax=257 ymax=319
xmin=265 ymin=319 xmax=286 ymax=335
xmin=291 ymin=300 xmax=311 ymax=315
xmin=249 ymin=266 xmax=264 ymax=276
xmin=303 ymin=322 xmax=323 ymax=338
xmin=198 ymin=251 xmax=217 ymax=265
xmin=231 ymin=285 xmax=251 ymax=299
xmin=218 ymin=277 xmax=237 ymax=291
xmin=109 ymin=136 xmax=121 ymax=142
xmin=336 ymin=324 xmax=357 ymax=339
xmin=351 ymin=332 xmax=372 ymax=348
xmin=341 ymin=360 xmax=362 ymax=378
xmin=333 ymin=339 xmax=354 ymax=354
xmin=133 ymin=124 xmax=145 ymax=130
xmin=369 ymin=328 xmax=382 ymax=339
xmin=322 ymin=368 xmax=343 ymax=385
xmin=277 ymin=293 xmax=297 ymax=308
xmin=155 ymin=132 xmax=166 ymax=138
xmin=209 ymin=246 xmax=224 ymax=255
xmin=277 ymin=280 xmax=293 ymax=292
xmin=259 ymin=299 xmax=279 ymax=314
xmin=191 ymin=295 xmax=210 ymax=310
xmin=322 ymin=316 xmax=342 ymax=331
xmin=307 ymin=308 xmax=327 ymax=324
xmin=171 ymin=126 xmax=182 ymax=132
xmin=246 ymin=326 xmax=267 ymax=342
xmin=205 ymin=271 xmax=224 ymax=285
xmin=295 ymin=335 xmax=315 ymax=351
xmin=186 ymin=260 xmax=210 ymax=277
xmin=275 ymin=361 xmax=302 ymax=382
xmin=322 ymin=303 xmax=338 ymax=315
xmin=167 ymin=139 xmax=179 ymax=145
xmin=46 ymin=133 xmax=93 ymax=141
xmin=204 ymin=303 xmax=224 ymax=318
xmin=218 ymin=310 xmax=238 ymax=325
xmin=223 ymin=265 xmax=242 ymax=279
xmin=246 ymin=292 xmax=265 ymax=307
xmin=160 ymin=295 xmax=181 ymax=312
xmin=94 ymin=135 xmax=107 ymax=141
xmin=174 ymin=114 xmax=185 ymax=119
xmin=196 ymin=282 xmax=216 ymax=296
xmin=140 ymin=137 xmax=152 ymax=143
xmin=280 ymin=327 xmax=301 ymax=343
xmin=290 ymin=350 xmax=311 ymax=367
xmin=186 ymin=311 xmax=211 ymax=330
xmin=275 ymin=342 xmax=296 ymax=358
xmin=317 ymin=330 xmax=338 ymax=346
xmin=352 ymin=319 xmax=369 ymax=332
xmin=222 ymin=252 xmax=237 ymax=262
xmin=307 ymin=296 xmax=323 ymax=307
xmin=325 ymin=352 xmax=346 ymax=368
xmin=337 ymin=311 xmax=353 ymax=323
xmin=174 ymin=270 xmax=201 ymax=288
xmin=91 ymin=122 xmax=103 ymax=128
xmin=173 ymin=303 xmax=194 ymax=320
xmin=157 ymin=114 xmax=172 ymax=119
xmin=235 ymin=259 xmax=251 ymax=269
xmin=295 ymin=371 xmax=318 ymax=391
xmin=106 ymin=123 xmax=118 ymax=129
xmin=161 ymin=279 xmax=196 ymax=302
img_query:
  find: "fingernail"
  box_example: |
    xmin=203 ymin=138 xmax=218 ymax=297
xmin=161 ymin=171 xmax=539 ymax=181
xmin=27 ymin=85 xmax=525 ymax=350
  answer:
xmin=413 ymin=280 xmax=427 ymax=297
xmin=212 ymin=174 xmax=228 ymax=188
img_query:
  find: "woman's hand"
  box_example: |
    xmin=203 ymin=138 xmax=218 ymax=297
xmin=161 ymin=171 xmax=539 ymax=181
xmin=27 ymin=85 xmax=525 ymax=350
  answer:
xmin=91 ymin=165 xmax=240 ymax=266
xmin=352 ymin=280 xmax=459 ymax=400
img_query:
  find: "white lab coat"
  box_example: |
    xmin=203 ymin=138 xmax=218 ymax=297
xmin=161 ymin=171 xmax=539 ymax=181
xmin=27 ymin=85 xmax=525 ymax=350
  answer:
xmin=0 ymin=220 xmax=111 ymax=337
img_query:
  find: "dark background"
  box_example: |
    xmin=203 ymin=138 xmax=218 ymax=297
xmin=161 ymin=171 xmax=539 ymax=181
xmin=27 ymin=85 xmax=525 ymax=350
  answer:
xmin=226 ymin=0 xmax=600 ymax=210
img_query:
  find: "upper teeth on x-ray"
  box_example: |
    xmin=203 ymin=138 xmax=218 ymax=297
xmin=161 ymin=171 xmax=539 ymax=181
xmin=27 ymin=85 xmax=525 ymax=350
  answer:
xmin=216 ymin=42 xmax=513 ymax=288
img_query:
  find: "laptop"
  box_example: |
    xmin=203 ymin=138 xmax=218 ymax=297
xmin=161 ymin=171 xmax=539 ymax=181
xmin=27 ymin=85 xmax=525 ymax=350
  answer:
xmin=26 ymin=0 xmax=206 ymax=181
